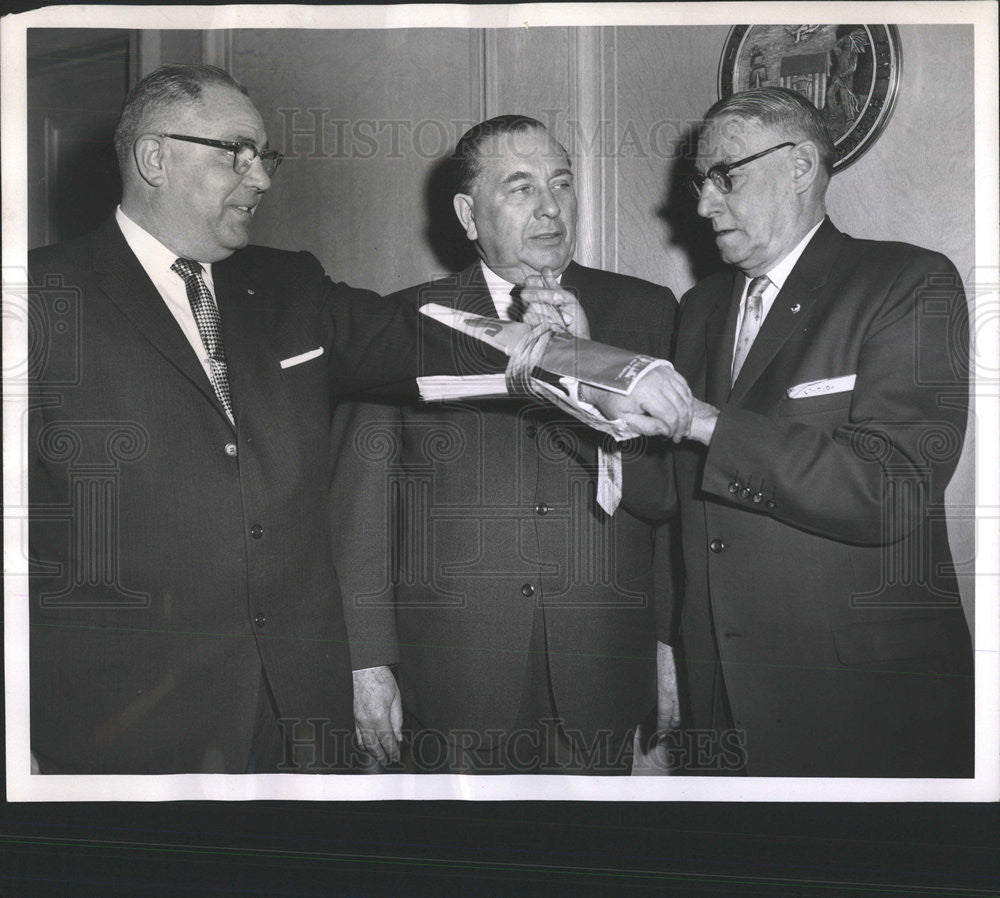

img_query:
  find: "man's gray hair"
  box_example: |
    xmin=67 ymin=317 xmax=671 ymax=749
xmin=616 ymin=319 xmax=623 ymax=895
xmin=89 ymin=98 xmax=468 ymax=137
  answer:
xmin=113 ymin=64 xmax=248 ymax=172
xmin=704 ymin=87 xmax=837 ymax=175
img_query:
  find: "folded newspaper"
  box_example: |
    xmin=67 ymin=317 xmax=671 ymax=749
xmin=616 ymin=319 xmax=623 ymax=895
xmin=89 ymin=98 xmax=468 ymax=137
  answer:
xmin=417 ymin=303 xmax=668 ymax=442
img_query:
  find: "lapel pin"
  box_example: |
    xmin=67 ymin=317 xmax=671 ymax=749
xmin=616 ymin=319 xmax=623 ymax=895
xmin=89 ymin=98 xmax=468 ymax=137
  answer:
xmin=790 ymin=303 xmax=801 ymax=314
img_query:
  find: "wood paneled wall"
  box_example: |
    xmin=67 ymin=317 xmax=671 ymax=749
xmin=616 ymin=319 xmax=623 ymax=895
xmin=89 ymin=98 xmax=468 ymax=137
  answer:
xmin=227 ymin=25 xmax=974 ymax=292
xmin=29 ymin=24 xmax=977 ymax=618
xmin=223 ymin=26 xmax=975 ymax=619
xmin=230 ymin=28 xmax=485 ymax=295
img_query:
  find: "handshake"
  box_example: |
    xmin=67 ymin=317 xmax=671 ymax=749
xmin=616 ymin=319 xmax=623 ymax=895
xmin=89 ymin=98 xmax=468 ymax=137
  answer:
xmin=521 ymin=270 xmax=718 ymax=445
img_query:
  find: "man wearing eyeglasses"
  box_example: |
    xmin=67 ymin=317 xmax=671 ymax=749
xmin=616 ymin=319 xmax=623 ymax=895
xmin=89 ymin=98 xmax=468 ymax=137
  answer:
xmin=26 ymin=63 xmax=693 ymax=775
xmin=532 ymin=86 xmax=974 ymax=777
xmin=666 ymin=87 xmax=973 ymax=776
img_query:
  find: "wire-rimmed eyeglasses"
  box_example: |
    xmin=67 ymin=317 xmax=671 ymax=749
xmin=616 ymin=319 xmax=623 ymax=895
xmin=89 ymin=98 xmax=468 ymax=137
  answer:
xmin=687 ymin=142 xmax=795 ymax=198
xmin=156 ymin=133 xmax=284 ymax=177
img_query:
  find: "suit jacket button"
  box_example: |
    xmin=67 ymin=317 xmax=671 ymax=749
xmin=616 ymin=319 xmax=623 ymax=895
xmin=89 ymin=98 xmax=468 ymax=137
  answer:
xmin=254 ymin=614 xmax=266 ymax=628
xmin=766 ymin=499 xmax=777 ymax=510
xmin=752 ymin=491 xmax=763 ymax=503
xmin=709 ymin=539 xmax=725 ymax=553
xmin=534 ymin=502 xmax=550 ymax=516
xmin=521 ymin=583 xmax=535 ymax=597
xmin=728 ymin=481 xmax=740 ymax=494
xmin=250 ymin=524 xmax=264 ymax=539
xmin=224 ymin=442 xmax=238 ymax=457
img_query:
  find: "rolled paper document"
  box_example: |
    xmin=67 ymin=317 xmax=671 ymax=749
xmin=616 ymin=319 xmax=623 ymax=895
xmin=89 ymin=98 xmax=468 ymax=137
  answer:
xmin=418 ymin=303 xmax=667 ymax=395
xmin=417 ymin=303 xmax=669 ymax=442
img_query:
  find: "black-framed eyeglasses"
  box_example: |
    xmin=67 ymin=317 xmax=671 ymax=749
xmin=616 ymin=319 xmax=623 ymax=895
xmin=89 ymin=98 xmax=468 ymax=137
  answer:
xmin=687 ymin=142 xmax=795 ymax=198
xmin=158 ymin=133 xmax=283 ymax=177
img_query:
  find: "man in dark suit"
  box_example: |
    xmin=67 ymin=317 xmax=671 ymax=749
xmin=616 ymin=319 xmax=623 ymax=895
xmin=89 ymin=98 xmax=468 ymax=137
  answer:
xmin=667 ymin=88 xmax=973 ymax=776
xmin=340 ymin=116 xmax=681 ymax=773
xmin=27 ymin=67 xmax=691 ymax=775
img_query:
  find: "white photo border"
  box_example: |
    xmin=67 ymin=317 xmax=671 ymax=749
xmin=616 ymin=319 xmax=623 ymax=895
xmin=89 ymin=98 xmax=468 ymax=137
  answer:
xmin=3 ymin=1 xmax=998 ymax=802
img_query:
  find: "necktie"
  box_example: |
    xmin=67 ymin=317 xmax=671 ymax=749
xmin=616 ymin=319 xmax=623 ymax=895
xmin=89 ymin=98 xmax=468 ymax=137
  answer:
xmin=507 ymin=284 xmax=525 ymax=322
xmin=731 ymin=275 xmax=770 ymax=386
xmin=171 ymin=258 xmax=234 ymax=421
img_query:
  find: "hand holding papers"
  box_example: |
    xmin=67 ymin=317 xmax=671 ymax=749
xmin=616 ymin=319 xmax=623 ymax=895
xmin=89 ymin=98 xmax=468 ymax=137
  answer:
xmin=521 ymin=268 xmax=591 ymax=338
xmin=417 ymin=302 xmax=693 ymax=440
xmin=521 ymin=270 xmax=692 ymax=439
xmin=581 ymin=366 xmax=693 ymax=441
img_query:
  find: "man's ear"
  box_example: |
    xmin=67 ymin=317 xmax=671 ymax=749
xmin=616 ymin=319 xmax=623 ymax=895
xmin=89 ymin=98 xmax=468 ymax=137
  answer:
xmin=791 ymin=141 xmax=822 ymax=194
xmin=453 ymin=193 xmax=477 ymax=241
xmin=133 ymin=135 xmax=167 ymax=187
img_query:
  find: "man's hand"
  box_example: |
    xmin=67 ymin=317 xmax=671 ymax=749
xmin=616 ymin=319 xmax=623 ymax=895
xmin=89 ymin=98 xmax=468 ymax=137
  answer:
xmin=656 ymin=640 xmax=681 ymax=734
xmin=582 ymin=364 xmax=693 ymax=441
xmin=633 ymin=641 xmax=681 ymax=775
xmin=687 ymin=398 xmax=720 ymax=445
xmin=520 ymin=267 xmax=590 ymax=338
xmin=352 ymin=665 xmax=402 ymax=764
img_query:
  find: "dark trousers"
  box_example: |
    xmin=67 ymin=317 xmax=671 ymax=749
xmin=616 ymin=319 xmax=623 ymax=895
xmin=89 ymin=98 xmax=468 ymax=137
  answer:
xmin=402 ymin=611 xmax=634 ymax=775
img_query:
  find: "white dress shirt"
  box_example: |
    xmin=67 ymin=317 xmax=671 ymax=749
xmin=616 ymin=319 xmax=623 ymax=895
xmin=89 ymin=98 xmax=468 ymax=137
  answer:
xmin=480 ymin=259 xmax=562 ymax=319
xmin=731 ymin=218 xmax=824 ymax=363
xmin=115 ymin=206 xmax=219 ymax=384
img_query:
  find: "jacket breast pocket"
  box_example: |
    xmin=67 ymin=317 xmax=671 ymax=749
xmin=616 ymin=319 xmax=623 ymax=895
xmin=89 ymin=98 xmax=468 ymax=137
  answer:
xmin=276 ymin=346 xmax=331 ymax=436
xmin=280 ymin=347 xmax=324 ymax=371
xmin=777 ymin=391 xmax=853 ymax=417
xmin=278 ymin=346 xmax=328 ymax=395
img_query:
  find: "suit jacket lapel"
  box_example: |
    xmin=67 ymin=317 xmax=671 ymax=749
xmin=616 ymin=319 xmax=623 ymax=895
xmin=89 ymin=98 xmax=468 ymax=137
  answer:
xmin=91 ymin=218 xmax=226 ymax=418
xmin=453 ymin=262 xmax=500 ymax=318
xmin=212 ymin=256 xmax=259 ymax=425
xmin=559 ymin=261 xmax=601 ymax=335
xmin=704 ymin=275 xmax=742 ymax=407
xmin=214 ymin=251 xmax=309 ymax=434
xmin=728 ymin=218 xmax=843 ymax=405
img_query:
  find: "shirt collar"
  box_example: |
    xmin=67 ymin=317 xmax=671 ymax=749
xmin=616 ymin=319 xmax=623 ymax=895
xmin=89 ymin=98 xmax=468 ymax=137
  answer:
xmin=479 ymin=260 xmax=565 ymax=319
xmin=116 ymin=206 xmax=214 ymax=286
xmin=479 ymin=259 xmax=563 ymax=292
xmin=757 ymin=218 xmax=824 ymax=291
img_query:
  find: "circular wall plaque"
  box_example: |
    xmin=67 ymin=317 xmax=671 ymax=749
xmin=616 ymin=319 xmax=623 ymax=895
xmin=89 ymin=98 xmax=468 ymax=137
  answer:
xmin=718 ymin=24 xmax=902 ymax=171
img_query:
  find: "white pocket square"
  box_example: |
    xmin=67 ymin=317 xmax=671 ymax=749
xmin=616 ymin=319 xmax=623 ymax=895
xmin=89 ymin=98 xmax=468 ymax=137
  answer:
xmin=280 ymin=347 xmax=324 ymax=369
xmin=786 ymin=374 xmax=856 ymax=398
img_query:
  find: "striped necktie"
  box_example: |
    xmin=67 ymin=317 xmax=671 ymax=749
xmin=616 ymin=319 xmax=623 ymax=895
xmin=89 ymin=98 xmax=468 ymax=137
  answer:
xmin=731 ymin=275 xmax=770 ymax=386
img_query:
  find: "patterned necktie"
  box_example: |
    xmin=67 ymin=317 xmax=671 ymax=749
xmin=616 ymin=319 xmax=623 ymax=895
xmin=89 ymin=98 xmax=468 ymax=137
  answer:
xmin=731 ymin=275 xmax=770 ymax=386
xmin=171 ymin=258 xmax=234 ymax=421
